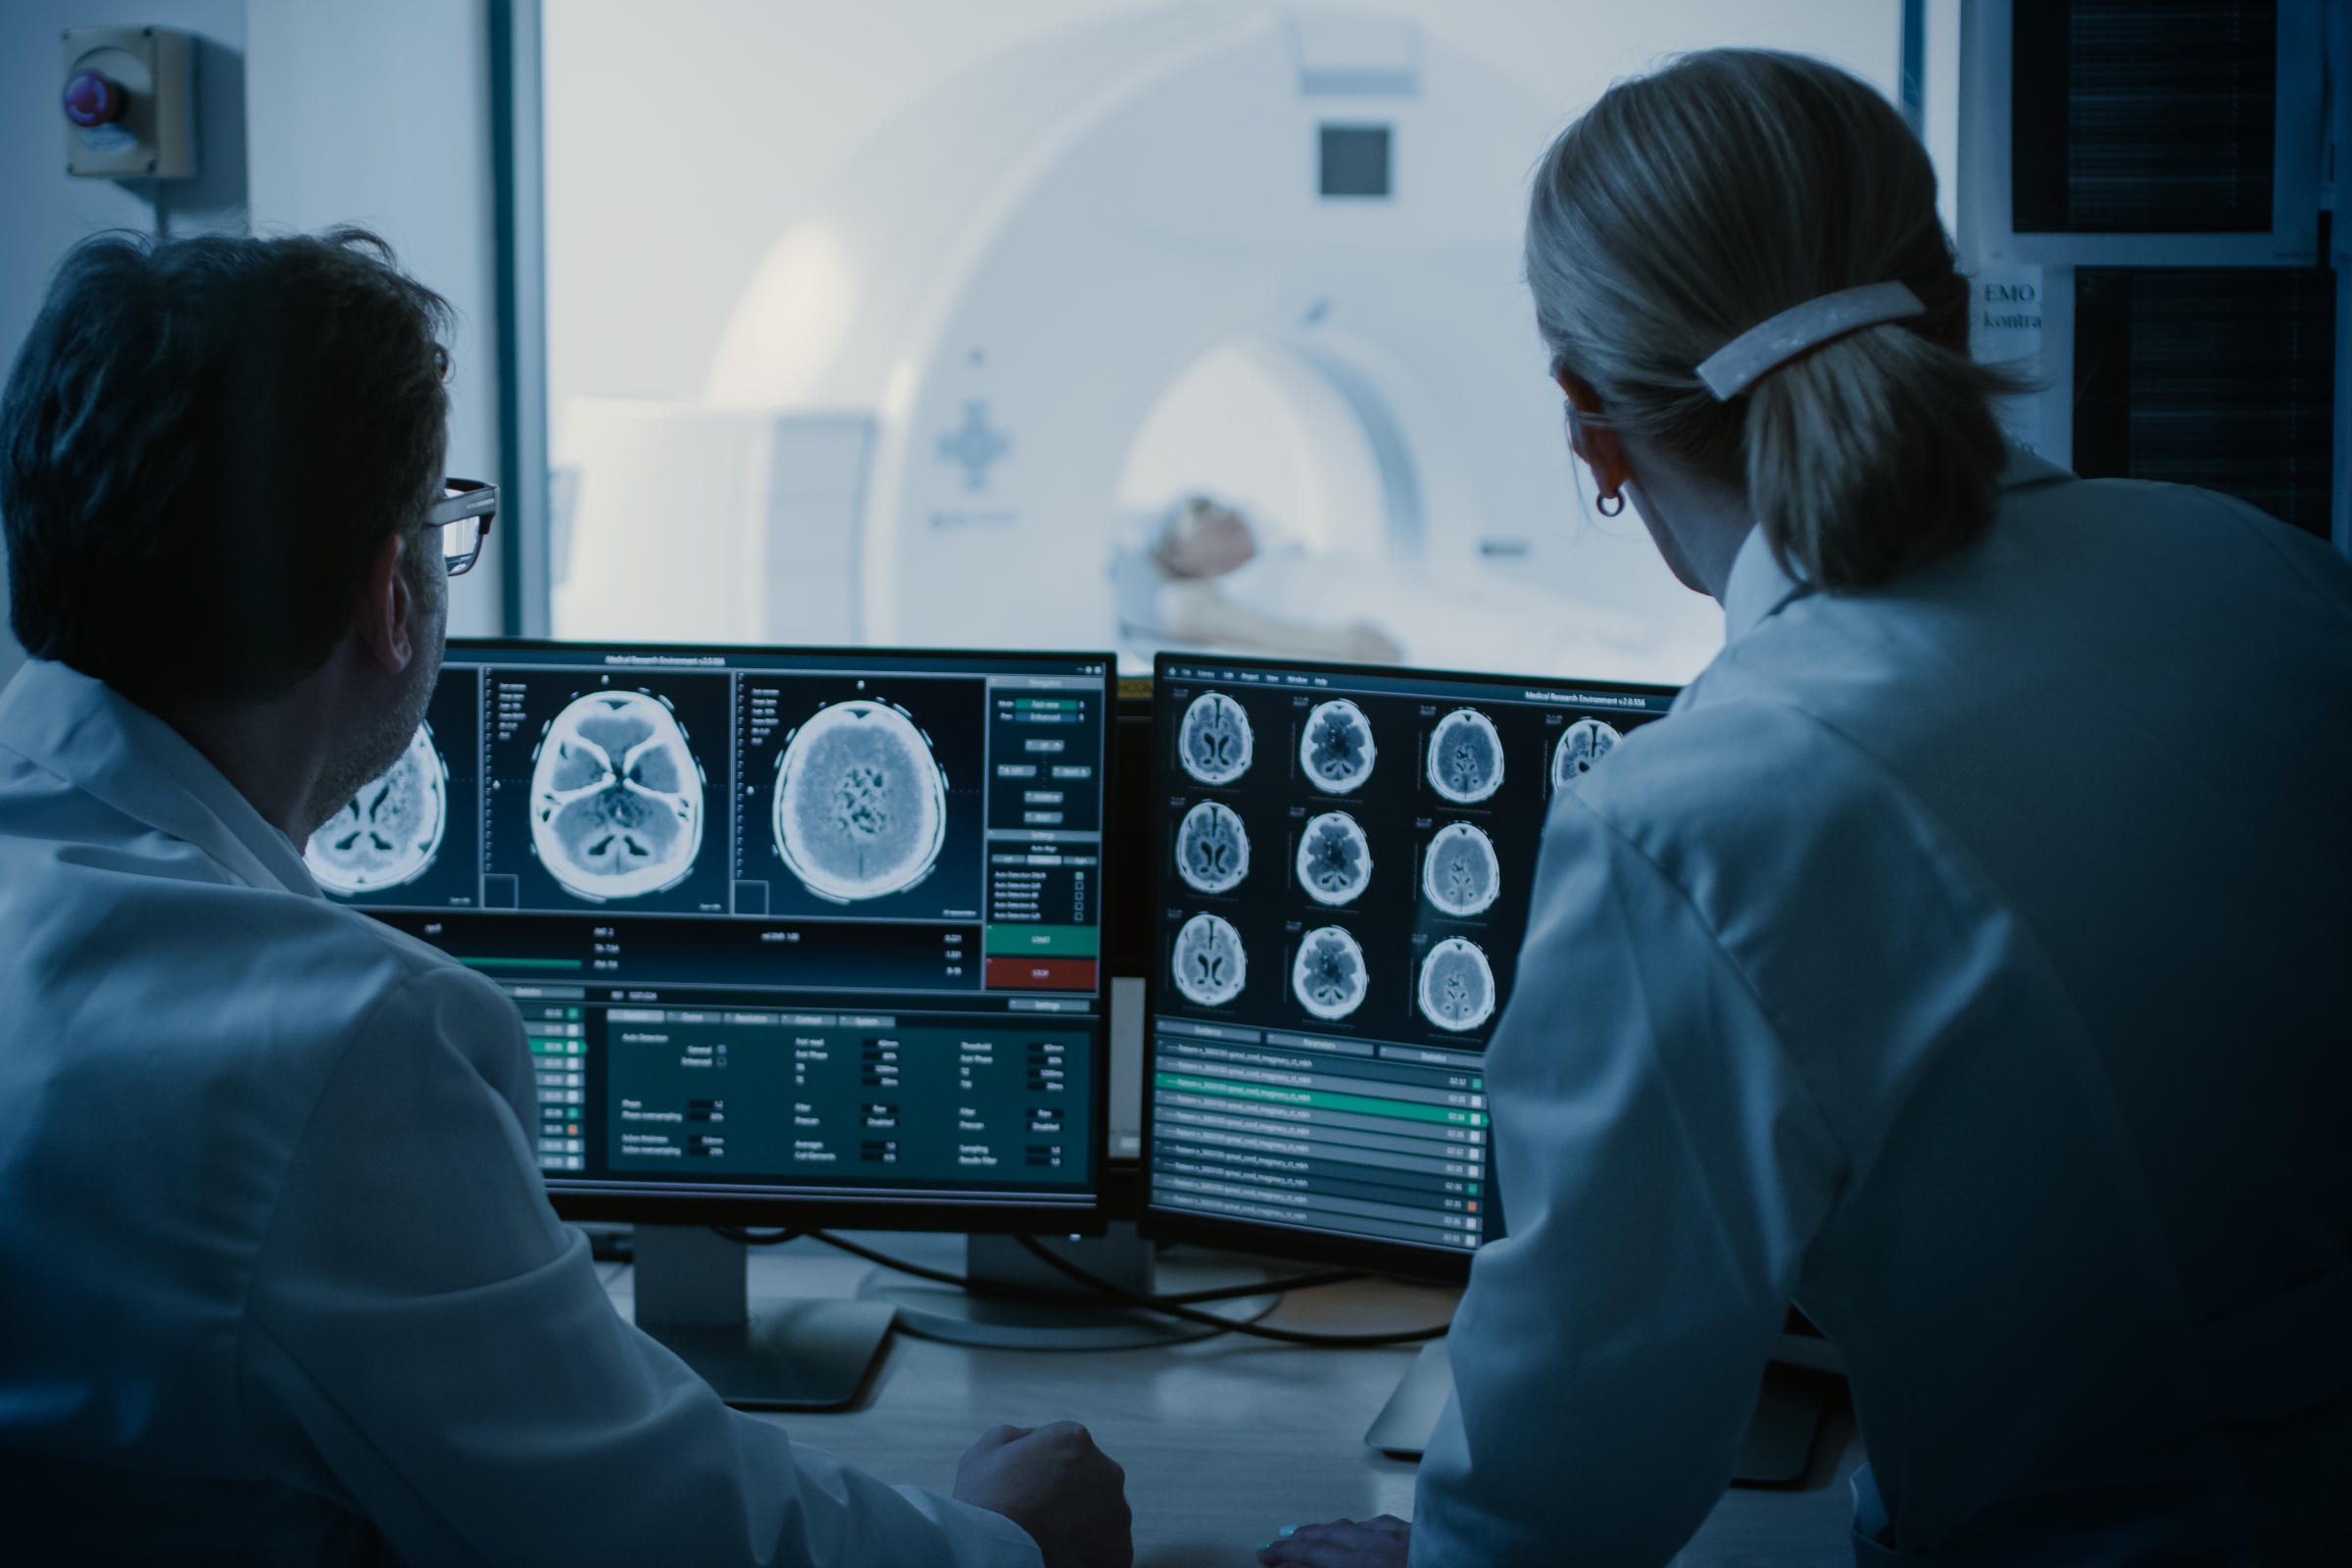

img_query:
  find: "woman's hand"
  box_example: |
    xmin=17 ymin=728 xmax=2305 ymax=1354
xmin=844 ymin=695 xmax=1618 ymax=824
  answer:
xmin=1255 ymin=1514 xmax=1410 ymax=1568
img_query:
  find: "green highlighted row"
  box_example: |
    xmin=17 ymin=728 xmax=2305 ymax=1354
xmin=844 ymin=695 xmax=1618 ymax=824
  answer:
xmin=458 ymin=956 xmax=584 ymax=970
xmin=1154 ymin=1072 xmax=1488 ymax=1128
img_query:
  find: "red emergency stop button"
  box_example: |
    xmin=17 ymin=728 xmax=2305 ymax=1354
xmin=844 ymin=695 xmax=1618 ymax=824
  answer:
xmin=64 ymin=72 xmax=126 ymax=127
xmin=985 ymin=956 xmax=1098 ymax=991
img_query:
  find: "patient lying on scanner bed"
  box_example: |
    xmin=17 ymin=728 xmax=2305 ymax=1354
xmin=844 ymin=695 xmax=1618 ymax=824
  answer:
xmin=1113 ymin=494 xmax=1716 ymax=680
xmin=1114 ymin=496 xmax=1402 ymax=665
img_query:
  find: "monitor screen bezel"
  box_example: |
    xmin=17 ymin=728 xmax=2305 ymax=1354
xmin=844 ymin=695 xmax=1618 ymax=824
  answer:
xmin=429 ymin=636 xmax=1121 ymax=1236
xmin=1136 ymin=649 xmax=1683 ymax=1283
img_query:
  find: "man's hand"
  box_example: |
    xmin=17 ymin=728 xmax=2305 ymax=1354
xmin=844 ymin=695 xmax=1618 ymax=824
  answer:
xmin=1255 ymin=1514 xmax=1410 ymax=1568
xmin=954 ymin=1421 xmax=1132 ymax=1568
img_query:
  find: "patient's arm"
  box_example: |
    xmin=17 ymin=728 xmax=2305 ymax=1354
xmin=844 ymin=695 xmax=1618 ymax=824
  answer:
xmin=1160 ymin=581 xmax=1401 ymax=665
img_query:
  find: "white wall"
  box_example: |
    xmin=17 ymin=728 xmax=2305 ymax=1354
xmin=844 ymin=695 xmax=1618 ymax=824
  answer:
xmin=0 ymin=0 xmax=1944 ymax=687
xmin=245 ymin=0 xmax=505 ymax=636
xmin=543 ymin=0 xmax=1908 ymax=428
xmin=0 ymin=0 xmax=507 ymax=694
xmin=0 ymin=0 xmax=248 ymax=688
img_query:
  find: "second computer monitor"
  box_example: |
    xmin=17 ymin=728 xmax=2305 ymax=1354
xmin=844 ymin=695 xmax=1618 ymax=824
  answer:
xmin=1143 ymin=652 xmax=1679 ymax=1280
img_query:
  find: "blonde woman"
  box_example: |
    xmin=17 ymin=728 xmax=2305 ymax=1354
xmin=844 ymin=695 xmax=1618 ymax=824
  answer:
xmin=1262 ymin=50 xmax=2352 ymax=1568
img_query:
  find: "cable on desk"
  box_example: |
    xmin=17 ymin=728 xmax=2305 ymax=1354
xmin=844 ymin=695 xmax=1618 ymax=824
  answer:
xmin=710 ymin=1225 xmax=1199 ymax=1306
xmin=716 ymin=1226 xmax=1065 ymax=1302
xmin=712 ymin=1226 xmax=804 ymax=1248
xmin=1149 ymin=1271 xmax=1365 ymax=1306
xmin=1011 ymin=1235 xmax=1453 ymax=1348
xmin=707 ymin=1226 xmax=1392 ymax=1323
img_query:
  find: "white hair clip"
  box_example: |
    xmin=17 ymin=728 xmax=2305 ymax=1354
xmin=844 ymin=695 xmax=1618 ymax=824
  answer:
xmin=1694 ymin=281 xmax=1926 ymax=401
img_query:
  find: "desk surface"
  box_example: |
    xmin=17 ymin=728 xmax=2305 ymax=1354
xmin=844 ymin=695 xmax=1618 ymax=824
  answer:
xmin=602 ymin=1234 xmax=1862 ymax=1567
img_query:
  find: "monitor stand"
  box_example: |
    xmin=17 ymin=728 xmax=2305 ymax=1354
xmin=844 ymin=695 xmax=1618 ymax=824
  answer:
xmin=1363 ymin=1340 xmax=1456 ymax=1455
xmin=862 ymin=1223 xmax=1279 ymax=1349
xmin=631 ymin=1225 xmax=897 ymax=1409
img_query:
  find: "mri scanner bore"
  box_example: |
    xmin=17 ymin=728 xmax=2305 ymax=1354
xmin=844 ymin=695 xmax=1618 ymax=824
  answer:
xmin=1421 ymin=820 xmax=1499 ymax=919
xmin=1175 ymin=800 xmax=1251 ymax=895
xmin=1553 ymin=717 xmax=1622 ymax=787
xmin=529 ymin=691 xmax=707 ymax=903
xmin=1179 ymin=691 xmax=1254 ymax=786
xmin=1297 ymin=810 xmax=1372 ymax=906
xmin=306 ymin=724 xmax=448 ymax=895
xmin=772 ymin=700 xmax=950 ymax=904
xmin=1172 ymin=911 xmax=1249 ymax=1007
xmin=1418 ymin=936 xmax=1496 ymax=1032
xmin=550 ymin=7 xmax=1727 ymax=689
xmin=1299 ymin=699 xmax=1377 ymax=793
xmin=1292 ymin=925 xmax=1369 ymax=1020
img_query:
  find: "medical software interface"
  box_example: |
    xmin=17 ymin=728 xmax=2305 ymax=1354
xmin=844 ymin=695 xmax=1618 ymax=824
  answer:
xmin=1147 ymin=656 xmax=1677 ymax=1257
xmin=313 ymin=641 xmax=1112 ymax=1210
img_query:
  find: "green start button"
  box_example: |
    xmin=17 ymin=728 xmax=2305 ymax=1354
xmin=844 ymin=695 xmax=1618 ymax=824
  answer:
xmin=984 ymin=924 xmax=1099 ymax=957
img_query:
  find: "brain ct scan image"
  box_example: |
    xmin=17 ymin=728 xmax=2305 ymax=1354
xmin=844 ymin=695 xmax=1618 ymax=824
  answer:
xmin=772 ymin=700 xmax=949 ymax=903
xmin=1292 ymin=925 xmax=1369 ymax=1020
xmin=1175 ymin=800 xmax=1251 ymax=895
xmin=1171 ymin=911 xmax=1249 ymax=1007
xmin=1296 ymin=811 xmax=1372 ymax=906
xmin=1427 ymin=709 xmax=1505 ymax=804
xmin=1418 ymin=936 xmax=1496 ymax=1032
xmin=1178 ymin=692 xmax=1254 ymax=786
xmin=306 ymin=723 xmax=447 ymax=895
xmin=1421 ymin=821 xmax=1500 ymax=918
xmin=1298 ymin=699 xmax=1377 ymax=794
xmin=530 ymin=691 xmax=706 ymax=902
xmin=1553 ymin=718 xmax=1623 ymax=788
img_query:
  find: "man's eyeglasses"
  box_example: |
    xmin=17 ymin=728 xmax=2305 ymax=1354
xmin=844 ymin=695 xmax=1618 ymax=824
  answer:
xmin=428 ymin=478 xmax=498 ymax=576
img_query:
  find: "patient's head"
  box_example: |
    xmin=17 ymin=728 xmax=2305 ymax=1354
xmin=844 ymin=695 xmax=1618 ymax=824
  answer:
xmin=1 ymin=229 xmax=453 ymax=713
xmin=1152 ymin=496 xmax=1257 ymax=580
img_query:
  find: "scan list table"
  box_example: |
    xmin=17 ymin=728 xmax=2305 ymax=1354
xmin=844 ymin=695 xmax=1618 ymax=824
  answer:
xmin=598 ymin=1233 xmax=1863 ymax=1568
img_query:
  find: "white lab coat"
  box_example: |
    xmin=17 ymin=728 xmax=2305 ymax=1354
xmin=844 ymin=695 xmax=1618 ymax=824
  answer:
xmin=0 ymin=660 xmax=1040 ymax=1568
xmin=1419 ymin=454 xmax=2352 ymax=1565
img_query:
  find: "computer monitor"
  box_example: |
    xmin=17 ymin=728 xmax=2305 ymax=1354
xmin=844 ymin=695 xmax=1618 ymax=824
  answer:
xmin=314 ymin=638 xmax=1117 ymax=1233
xmin=1141 ymin=652 xmax=1680 ymax=1283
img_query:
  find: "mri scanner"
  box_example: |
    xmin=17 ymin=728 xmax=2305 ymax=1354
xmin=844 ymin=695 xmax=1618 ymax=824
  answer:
xmin=554 ymin=4 xmax=1723 ymax=682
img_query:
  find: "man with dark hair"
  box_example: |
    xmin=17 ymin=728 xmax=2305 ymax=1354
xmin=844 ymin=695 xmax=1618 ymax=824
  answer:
xmin=0 ymin=231 xmax=1128 ymax=1567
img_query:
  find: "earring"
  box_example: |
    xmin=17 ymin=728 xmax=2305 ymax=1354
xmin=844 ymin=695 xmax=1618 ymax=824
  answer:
xmin=1596 ymin=491 xmax=1626 ymax=517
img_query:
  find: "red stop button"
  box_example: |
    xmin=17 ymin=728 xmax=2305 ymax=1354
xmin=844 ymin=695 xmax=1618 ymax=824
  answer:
xmin=64 ymin=71 xmax=127 ymax=127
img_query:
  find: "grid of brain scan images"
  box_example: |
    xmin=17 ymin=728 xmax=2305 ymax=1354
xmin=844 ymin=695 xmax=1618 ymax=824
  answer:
xmin=307 ymin=642 xmax=1112 ymax=1204
xmin=1147 ymin=654 xmax=1677 ymax=1258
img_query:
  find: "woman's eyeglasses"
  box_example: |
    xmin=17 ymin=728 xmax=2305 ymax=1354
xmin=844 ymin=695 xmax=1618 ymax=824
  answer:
xmin=427 ymin=478 xmax=498 ymax=576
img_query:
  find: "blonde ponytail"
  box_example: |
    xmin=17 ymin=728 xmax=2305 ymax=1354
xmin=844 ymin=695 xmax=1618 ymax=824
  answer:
xmin=1525 ymin=50 xmax=2025 ymax=591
